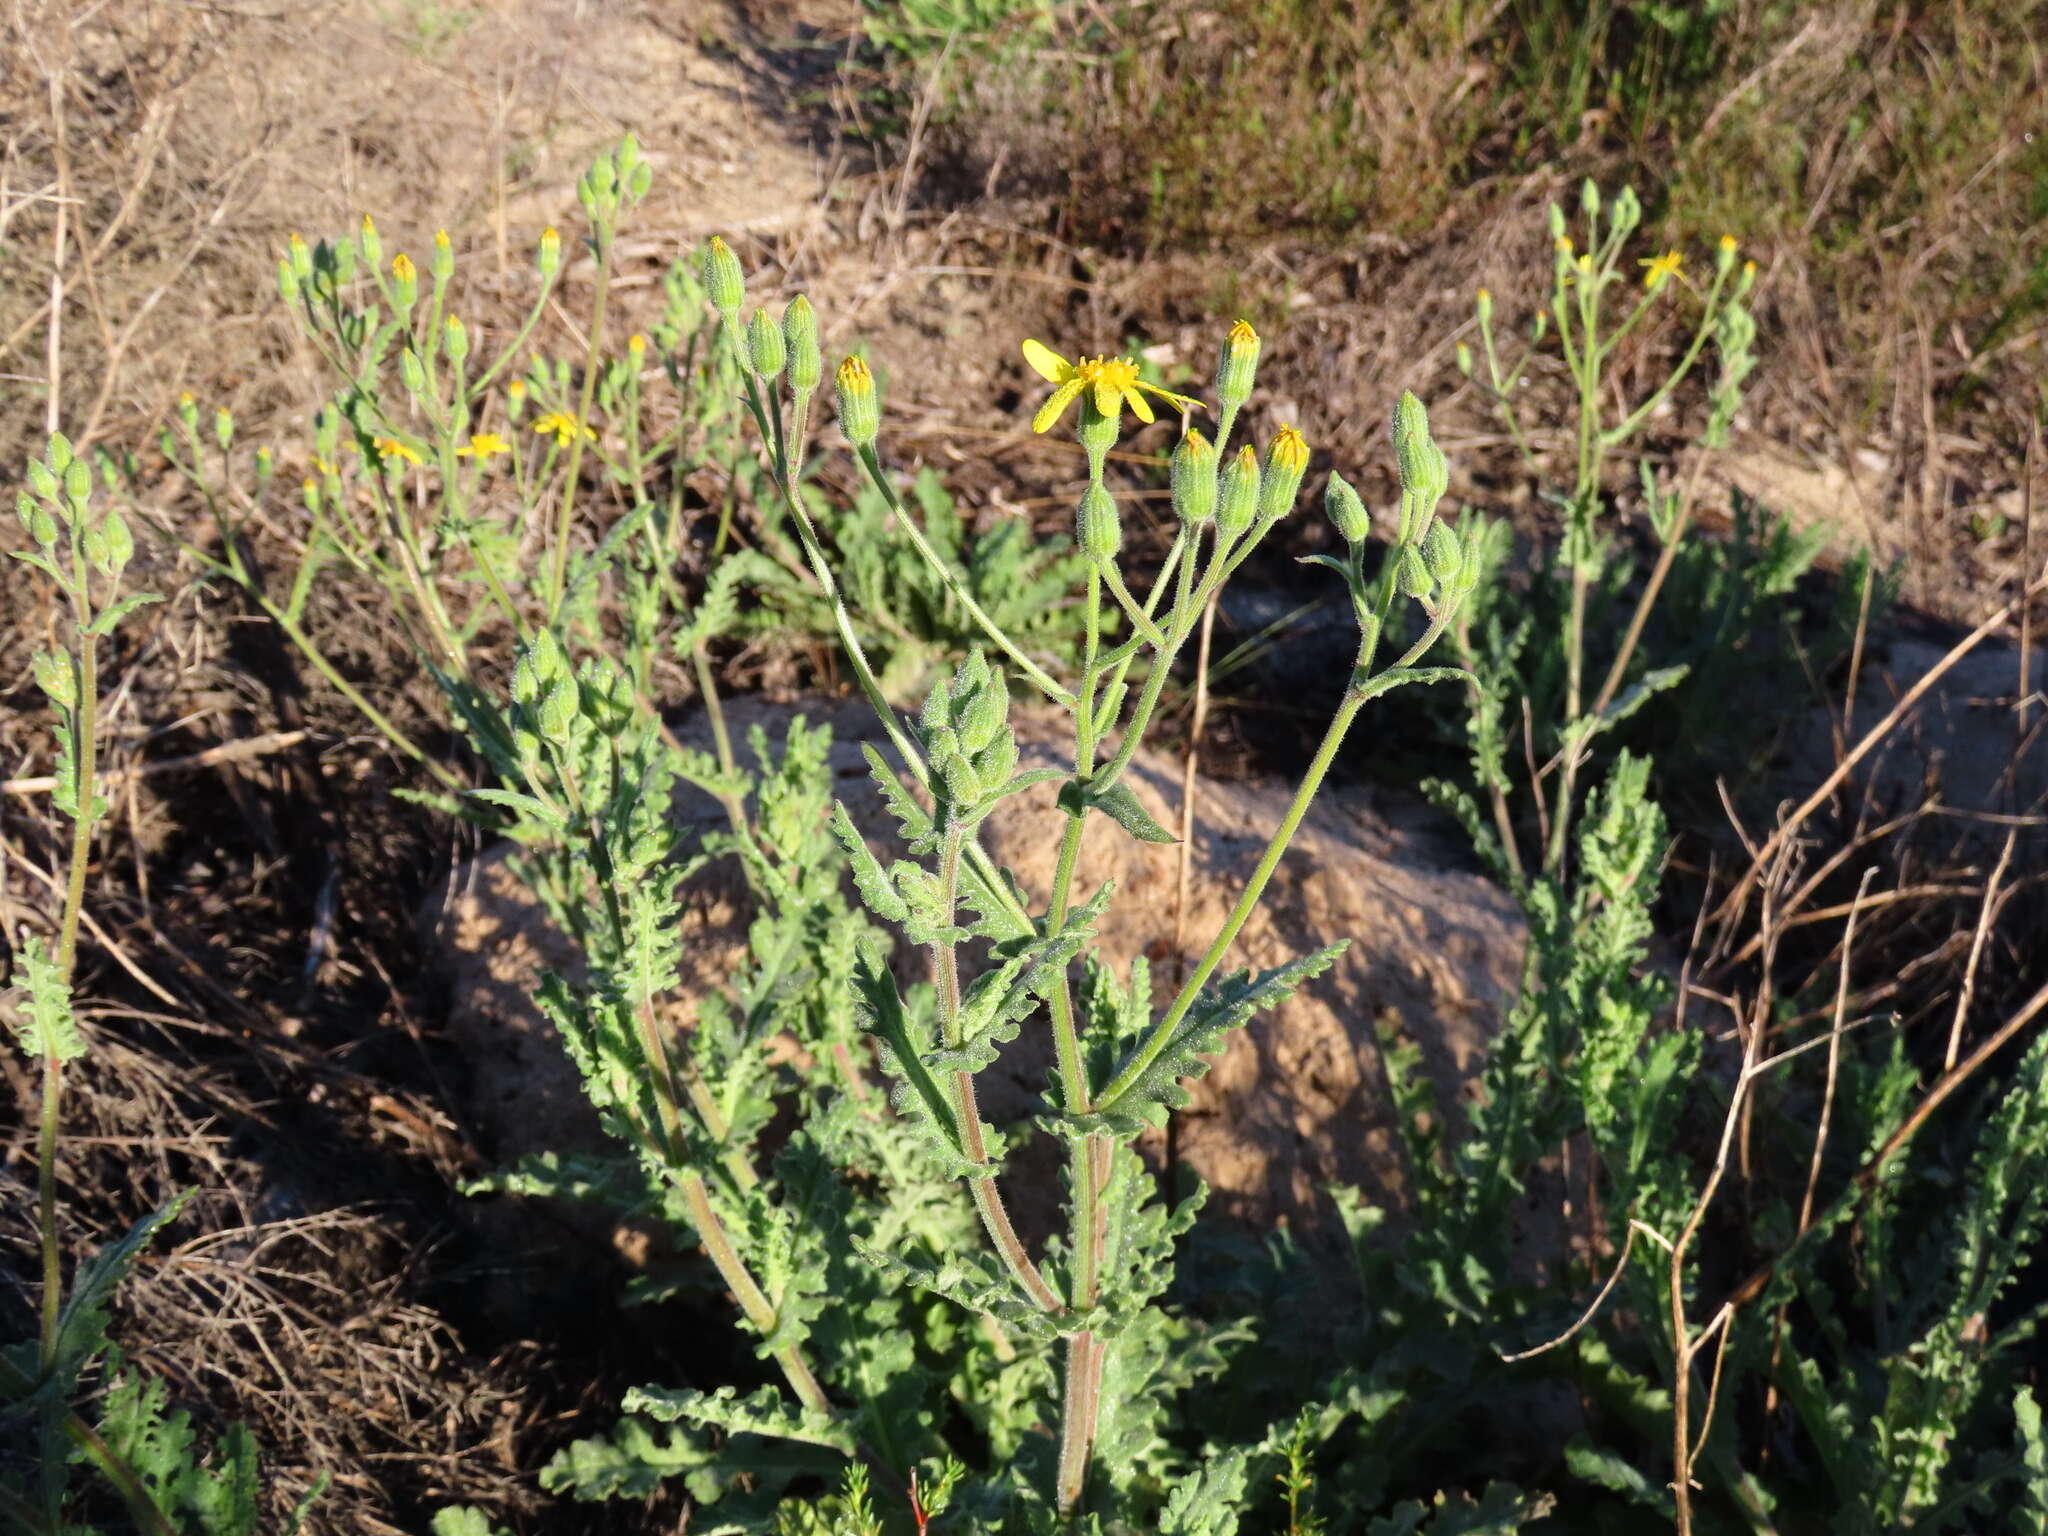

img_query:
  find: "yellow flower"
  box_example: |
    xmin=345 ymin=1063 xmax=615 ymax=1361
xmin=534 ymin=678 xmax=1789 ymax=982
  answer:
xmin=507 ymin=380 xmax=526 ymax=398
xmin=627 ymin=333 xmax=648 ymax=355
xmin=456 ymin=432 xmax=510 ymax=459
xmin=1021 ymin=339 xmax=1203 ymax=434
xmin=532 ymin=411 xmax=594 ymax=446
xmin=1641 ymin=249 xmax=1684 ymax=292
xmin=374 ymin=437 xmax=422 ymax=466
xmin=392 ymin=253 xmax=416 ymax=284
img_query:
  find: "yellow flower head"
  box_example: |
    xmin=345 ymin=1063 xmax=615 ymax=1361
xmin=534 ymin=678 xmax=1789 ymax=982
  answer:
xmin=1267 ymin=424 xmax=1310 ymax=477
xmin=1021 ymin=339 xmax=1203 ymax=435
xmin=507 ymin=380 xmax=527 ymax=398
xmin=1641 ymin=249 xmax=1684 ymax=292
xmin=392 ymin=253 xmax=417 ymax=284
xmin=532 ymin=411 xmax=594 ymax=446
xmin=1719 ymin=234 xmax=1738 ymax=255
xmin=628 ymin=333 xmax=648 ymax=355
xmin=457 ymin=432 xmax=510 ymax=459
xmin=374 ymin=436 xmax=422 ymax=465
xmin=1226 ymin=319 xmax=1259 ymax=358
xmin=434 ymin=228 xmax=451 ymax=252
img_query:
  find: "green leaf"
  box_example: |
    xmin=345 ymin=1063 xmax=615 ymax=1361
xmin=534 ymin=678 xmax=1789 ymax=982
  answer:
xmin=5 ymin=935 xmax=87 ymax=1063
xmin=831 ymin=804 xmax=909 ymax=924
xmin=1353 ymin=665 xmax=1470 ymax=704
xmin=624 ymin=1384 xmax=855 ymax=1455
xmin=1058 ymin=777 xmax=1178 ymax=844
xmin=1560 ymin=663 xmax=1689 ymax=751
xmin=2017 ymin=1387 xmax=2048 ymax=1536
xmin=851 ymin=1237 xmax=1059 ymax=1339
xmin=850 ymin=945 xmax=973 ymax=1178
xmin=1078 ymin=944 xmax=1347 ymax=1135
xmin=84 ymin=590 xmax=164 ymax=636
xmin=1158 ymin=1447 xmax=1250 ymax=1536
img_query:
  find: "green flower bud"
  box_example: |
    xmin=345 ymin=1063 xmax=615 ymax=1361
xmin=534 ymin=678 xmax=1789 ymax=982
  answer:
xmin=1398 ymin=545 xmax=1432 ymax=598
xmin=940 ymin=749 xmax=981 ymax=809
xmin=399 ymin=348 xmax=428 ymax=398
xmin=255 ymin=446 xmax=275 ymax=485
xmin=391 ymin=253 xmax=418 ymax=312
xmin=1475 ymin=286 xmax=1493 ymax=327
xmin=46 ymin=433 xmax=73 ymax=472
xmin=28 ymin=503 xmax=59 ymax=548
xmin=748 ymin=307 xmax=786 ymax=380
xmin=1078 ymin=482 xmax=1122 ymax=565
xmin=15 ymin=490 xmax=35 ymax=530
xmin=32 ymin=650 xmax=76 ymax=711
xmin=26 ymin=459 xmax=58 ymax=501
xmin=277 ymin=258 xmax=300 ymax=304
xmin=579 ymin=658 xmax=634 ymax=737
xmin=1547 ymin=202 xmax=1567 ymax=240
xmin=1716 ymin=233 xmax=1739 ymax=277
xmin=444 ymin=314 xmax=469 ymax=363
xmin=1392 ymin=392 xmax=1436 ymax=499
xmin=703 ymin=236 xmax=745 ymax=318
xmin=835 ymin=355 xmax=879 ymax=449
xmin=1326 ymin=473 xmax=1370 ymax=544
xmin=358 ymin=214 xmax=382 ymax=269
xmin=535 ymin=675 xmax=577 ymax=742
xmin=627 ymin=161 xmax=653 ymax=201
xmin=63 ymin=458 xmax=92 ymax=511
xmin=80 ymin=518 xmax=111 ymax=573
xmin=1580 ymin=178 xmax=1600 ymax=221
xmin=287 ymin=233 xmax=313 ymax=282
xmin=958 ymin=667 xmax=1008 ymax=757
xmin=1456 ymin=341 xmax=1472 ymax=376
xmin=215 ymin=408 xmax=235 ymax=452
xmin=1423 ymin=521 xmax=1462 ymax=584
xmin=98 ymin=510 xmax=133 ymax=573
xmin=1170 ymin=430 xmax=1218 ymax=523
xmin=1259 ymin=426 xmax=1310 ymax=522
xmin=1612 ymin=185 xmax=1641 ymax=235
xmin=1216 ymin=445 xmax=1261 ymax=537
xmin=783 ymin=295 xmax=822 ymax=393
xmin=431 ymin=228 xmax=455 ymax=284
xmin=1218 ymin=319 xmax=1260 ymax=409
xmin=537 ymin=226 xmax=561 ymax=280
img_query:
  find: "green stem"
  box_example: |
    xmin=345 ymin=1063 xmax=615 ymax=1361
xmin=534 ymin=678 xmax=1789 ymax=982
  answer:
xmin=853 ymin=443 xmax=1074 ymax=706
xmin=546 ymin=226 xmax=612 ymax=621
xmin=676 ymin=1170 xmax=830 ymax=1412
xmin=1095 ymin=659 xmax=1372 ymax=1118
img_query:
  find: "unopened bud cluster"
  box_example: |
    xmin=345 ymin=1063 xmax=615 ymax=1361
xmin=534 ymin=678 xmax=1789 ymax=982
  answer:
xmin=919 ymin=651 xmax=1018 ymax=833
xmin=17 ymin=432 xmax=133 ymax=583
xmin=577 ymin=133 xmax=653 ymax=226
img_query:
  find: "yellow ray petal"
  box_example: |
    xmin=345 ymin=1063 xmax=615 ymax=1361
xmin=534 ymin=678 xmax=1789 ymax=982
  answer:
xmin=1033 ymin=376 xmax=1086 ymax=433
xmin=1123 ymin=387 xmax=1155 ymax=424
xmin=1021 ymin=338 xmax=1070 ymax=383
xmin=1092 ymin=377 xmax=1122 ymax=418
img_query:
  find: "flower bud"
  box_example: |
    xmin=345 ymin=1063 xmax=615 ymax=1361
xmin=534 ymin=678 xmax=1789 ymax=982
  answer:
xmin=1475 ymin=287 xmax=1493 ymax=327
xmin=63 ymin=458 xmax=92 ymax=511
xmin=32 ymin=650 xmax=75 ymax=711
xmin=215 ymin=408 xmax=235 ymax=452
xmin=277 ymin=258 xmax=300 ymax=303
xmin=627 ymin=161 xmax=653 ymax=201
xmin=506 ymin=379 xmax=528 ymax=423
xmin=1455 ymin=341 xmax=1473 ymax=377
xmin=358 ymin=215 xmax=382 ymax=269
xmin=288 ymin=233 xmax=313 ymax=282
xmin=100 ymin=510 xmax=135 ymax=572
xmin=255 ymin=446 xmax=275 ymax=485
xmin=1547 ymin=202 xmax=1567 ymax=240
xmin=1326 ymin=473 xmax=1369 ymax=545
xmin=748 ymin=307 xmax=786 ymax=380
xmin=1218 ymin=319 xmax=1259 ymax=409
xmin=1392 ymin=392 xmax=1436 ymax=499
xmin=1423 ymin=522 xmax=1462 ymax=585
xmin=28 ymin=503 xmax=59 ymax=548
xmin=80 ymin=518 xmax=111 ymax=573
xmin=958 ymin=668 xmax=1007 ymax=757
xmin=1078 ymin=482 xmax=1122 ymax=565
xmin=1170 ymin=430 xmax=1218 ymax=523
xmin=537 ymin=226 xmax=561 ymax=280
xmin=399 ymin=348 xmax=428 ymax=398
xmin=391 ymin=253 xmax=418 ymax=311
xmin=1612 ymin=185 xmax=1641 ymax=235
xmin=534 ymin=674 xmax=577 ymax=742
xmin=703 ymin=237 xmax=745 ymax=318
xmin=1398 ymin=546 xmax=1432 ymax=599
xmin=1216 ymin=445 xmax=1261 ymax=538
xmin=1259 ymin=426 xmax=1309 ymax=521
xmin=783 ymin=295 xmax=822 ymax=393
xmin=579 ymin=658 xmax=634 ymax=737
xmin=15 ymin=490 xmax=35 ymax=531
xmin=1580 ymin=178 xmax=1600 ymax=221
xmin=46 ymin=433 xmax=72 ymax=472
xmin=444 ymin=315 xmax=469 ymax=363
xmin=431 ymin=228 xmax=455 ymax=284
xmin=1717 ymin=233 xmax=1738 ymax=277
xmin=27 ymin=459 xmax=58 ymax=502
xmin=835 ymin=355 xmax=879 ymax=449
xmin=177 ymin=394 xmax=199 ymax=433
